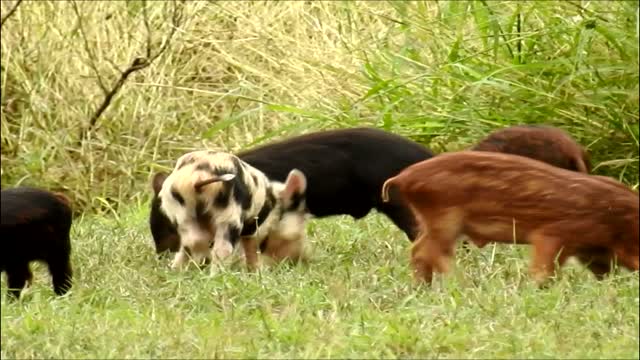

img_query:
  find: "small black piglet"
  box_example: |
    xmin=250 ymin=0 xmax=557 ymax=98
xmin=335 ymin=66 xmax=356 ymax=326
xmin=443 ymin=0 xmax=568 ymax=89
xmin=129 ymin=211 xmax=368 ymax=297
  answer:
xmin=1 ymin=187 xmax=74 ymax=299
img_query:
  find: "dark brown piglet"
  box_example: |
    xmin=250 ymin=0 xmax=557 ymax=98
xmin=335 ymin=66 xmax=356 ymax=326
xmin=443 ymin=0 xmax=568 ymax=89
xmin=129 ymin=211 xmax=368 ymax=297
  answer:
xmin=472 ymin=125 xmax=591 ymax=173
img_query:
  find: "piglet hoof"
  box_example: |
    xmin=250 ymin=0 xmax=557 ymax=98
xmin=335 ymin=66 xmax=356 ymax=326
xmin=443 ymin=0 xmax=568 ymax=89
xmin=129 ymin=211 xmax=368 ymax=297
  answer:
xmin=412 ymin=273 xmax=434 ymax=287
xmin=246 ymin=258 xmax=263 ymax=273
xmin=170 ymin=249 xmax=190 ymax=270
xmin=25 ymin=275 xmax=34 ymax=289
xmin=209 ymin=262 xmax=223 ymax=276
xmin=292 ymin=251 xmax=311 ymax=266
xmin=202 ymin=257 xmax=212 ymax=267
xmin=209 ymin=255 xmax=233 ymax=273
xmin=7 ymin=290 xmax=22 ymax=301
xmin=411 ymin=260 xmax=434 ymax=286
xmin=534 ymin=278 xmax=553 ymax=290
xmin=530 ymin=268 xmax=554 ymax=289
xmin=207 ymin=254 xmax=235 ymax=276
xmin=170 ymin=257 xmax=186 ymax=270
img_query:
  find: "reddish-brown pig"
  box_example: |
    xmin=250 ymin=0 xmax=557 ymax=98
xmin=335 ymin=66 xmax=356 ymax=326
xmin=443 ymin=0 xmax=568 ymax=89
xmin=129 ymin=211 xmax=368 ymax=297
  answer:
xmin=382 ymin=151 xmax=638 ymax=285
xmin=472 ymin=125 xmax=591 ymax=173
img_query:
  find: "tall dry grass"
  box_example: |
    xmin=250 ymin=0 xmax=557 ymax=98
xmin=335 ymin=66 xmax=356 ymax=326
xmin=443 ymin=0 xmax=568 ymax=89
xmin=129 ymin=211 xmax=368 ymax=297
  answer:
xmin=1 ymin=1 xmax=638 ymax=213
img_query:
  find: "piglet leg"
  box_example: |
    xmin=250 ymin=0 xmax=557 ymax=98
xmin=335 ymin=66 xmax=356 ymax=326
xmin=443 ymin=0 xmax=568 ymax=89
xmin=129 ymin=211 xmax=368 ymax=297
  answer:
xmin=48 ymin=253 xmax=73 ymax=296
xmin=6 ymin=263 xmax=32 ymax=300
xmin=528 ymin=228 xmax=570 ymax=286
xmin=410 ymin=209 xmax=461 ymax=285
xmin=241 ymin=237 xmax=260 ymax=272
xmin=262 ymin=234 xmax=308 ymax=264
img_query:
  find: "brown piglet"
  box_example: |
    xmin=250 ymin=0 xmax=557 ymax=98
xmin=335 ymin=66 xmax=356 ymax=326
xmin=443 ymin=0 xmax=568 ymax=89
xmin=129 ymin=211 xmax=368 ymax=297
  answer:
xmin=382 ymin=151 xmax=638 ymax=285
xmin=472 ymin=125 xmax=591 ymax=173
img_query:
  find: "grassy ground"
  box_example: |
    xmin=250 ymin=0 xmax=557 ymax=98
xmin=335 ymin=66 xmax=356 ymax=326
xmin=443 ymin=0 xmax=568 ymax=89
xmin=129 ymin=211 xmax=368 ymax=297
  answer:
xmin=1 ymin=1 xmax=639 ymax=359
xmin=2 ymin=205 xmax=639 ymax=359
xmin=1 ymin=1 xmax=638 ymax=212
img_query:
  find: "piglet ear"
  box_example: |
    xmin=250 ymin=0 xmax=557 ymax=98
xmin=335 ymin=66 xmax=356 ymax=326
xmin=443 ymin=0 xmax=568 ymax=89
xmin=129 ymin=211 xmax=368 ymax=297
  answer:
xmin=175 ymin=153 xmax=194 ymax=170
xmin=281 ymin=169 xmax=307 ymax=200
xmin=194 ymin=173 xmax=236 ymax=191
xmin=152 ymin=172 xmax=169 ymax=195
xmin=217 ymin=173 xmax=237 ymax=182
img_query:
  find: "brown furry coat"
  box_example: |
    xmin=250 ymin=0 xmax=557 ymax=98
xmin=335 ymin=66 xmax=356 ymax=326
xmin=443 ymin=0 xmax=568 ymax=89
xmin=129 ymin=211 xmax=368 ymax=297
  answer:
xmin=382 ymin=151 xmax=638 ymax=285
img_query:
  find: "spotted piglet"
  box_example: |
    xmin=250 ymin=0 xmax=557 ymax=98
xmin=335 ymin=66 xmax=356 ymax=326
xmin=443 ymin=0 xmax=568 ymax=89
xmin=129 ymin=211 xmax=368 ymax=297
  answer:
xmin=156 ymin=150 xmax=308 ymax=272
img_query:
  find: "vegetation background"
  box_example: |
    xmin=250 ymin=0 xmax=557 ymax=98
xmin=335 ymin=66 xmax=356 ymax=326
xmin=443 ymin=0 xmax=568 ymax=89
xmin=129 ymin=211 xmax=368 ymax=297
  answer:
xmin=1 ymin=1 xmax=638 ymax=359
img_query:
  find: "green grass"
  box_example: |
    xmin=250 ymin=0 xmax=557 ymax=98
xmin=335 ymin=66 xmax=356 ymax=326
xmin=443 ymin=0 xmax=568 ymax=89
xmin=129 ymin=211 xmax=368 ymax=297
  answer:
xmin=1 ymin=1 xmax=638 ymax=213
xmin=2 ymin=205 xmax=639 ymax=359
xmin=1 ymin=1 xmax=639 ymax=358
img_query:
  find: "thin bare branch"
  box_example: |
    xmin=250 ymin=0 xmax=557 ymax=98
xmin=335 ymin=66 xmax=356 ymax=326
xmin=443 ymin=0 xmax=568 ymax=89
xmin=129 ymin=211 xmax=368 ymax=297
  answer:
xmin=142 ymin=0 xmax=152 ymax=59
xmin=70 ymin=0 xmax=108 ymax=95
xmin=0 ymin=0 xmax=23 ymax=29
xmin=148 ymin=0 xmax=184 ymax=63
xmin=105 ymin=57 xmax=124 ymax=75
xmin=78 ymin=0 xmax=185 ymax=142
xmin=82 ymin=57 xmax=150 ymax=139
xmin=566 ymin=1 xmax=610 ymax=23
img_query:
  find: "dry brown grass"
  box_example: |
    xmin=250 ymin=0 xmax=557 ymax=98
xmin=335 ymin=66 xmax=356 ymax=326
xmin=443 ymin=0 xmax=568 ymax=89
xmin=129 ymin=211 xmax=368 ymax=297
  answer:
xmin=1 ymin=1 xmax=638 ymax=213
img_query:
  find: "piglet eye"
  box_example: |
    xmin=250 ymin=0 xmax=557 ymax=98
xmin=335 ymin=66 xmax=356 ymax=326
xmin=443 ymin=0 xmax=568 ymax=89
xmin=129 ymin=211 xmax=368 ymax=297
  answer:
xmin=171 ymin=189 xmax=185 ymax=205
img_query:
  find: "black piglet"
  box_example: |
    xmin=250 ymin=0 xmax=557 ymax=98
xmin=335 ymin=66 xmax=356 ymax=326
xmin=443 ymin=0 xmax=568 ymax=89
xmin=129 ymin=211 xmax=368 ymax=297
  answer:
xmin=1 ymin=187 xmax=74 ymax=299
xmin=150 ymin=127 xmax=435 ymax=255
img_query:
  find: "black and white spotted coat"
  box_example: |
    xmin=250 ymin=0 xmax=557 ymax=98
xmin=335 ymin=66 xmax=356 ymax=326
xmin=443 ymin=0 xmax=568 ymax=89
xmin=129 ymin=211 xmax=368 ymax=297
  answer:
xmin=158 ymin=150 xmax=307 ymax=269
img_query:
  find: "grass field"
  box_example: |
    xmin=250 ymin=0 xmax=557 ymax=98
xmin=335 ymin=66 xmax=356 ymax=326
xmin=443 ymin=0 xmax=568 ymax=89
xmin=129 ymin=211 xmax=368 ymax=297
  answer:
xmin=2 ymin=205 xmax=639 ymax=359
xmin=1 ymin=1 xmax=639 ymax=359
